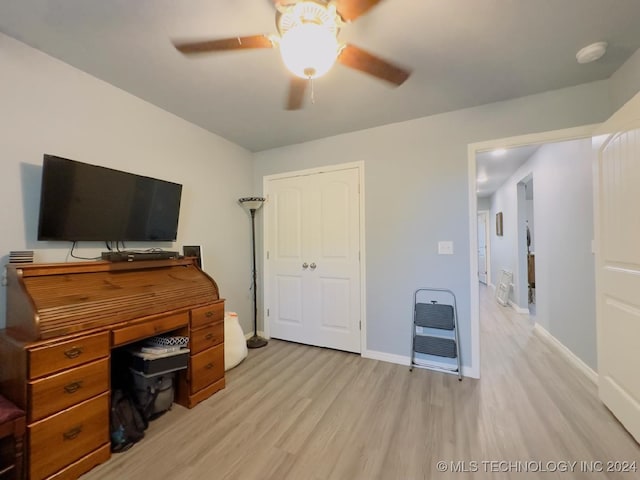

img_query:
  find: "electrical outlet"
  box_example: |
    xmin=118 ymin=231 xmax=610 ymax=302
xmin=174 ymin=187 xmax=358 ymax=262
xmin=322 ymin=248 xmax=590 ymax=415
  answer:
xmin=1 ymin=267 xmax=7 ymax=287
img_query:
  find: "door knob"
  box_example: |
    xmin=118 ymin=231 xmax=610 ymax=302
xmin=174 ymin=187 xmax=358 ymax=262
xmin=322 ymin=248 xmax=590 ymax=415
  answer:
xmin=302 ymin=262 xmax=309 ymax=269
xmin=310 ymin=262 xmax=317 ymax=269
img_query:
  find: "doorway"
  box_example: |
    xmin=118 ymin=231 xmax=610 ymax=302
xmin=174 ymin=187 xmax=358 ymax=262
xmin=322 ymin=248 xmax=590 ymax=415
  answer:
xmin=477 ymin=210 xmax=490 ymax=285
xmin=262 ymin=162 xmax=365 ymax=354
xmin=522 ymin=177 xmax=535 ymax=313
xmin=516 ymin=174 xmax=534 ymax=314
xmin=466 ymin=125 xmax=596 ymax=378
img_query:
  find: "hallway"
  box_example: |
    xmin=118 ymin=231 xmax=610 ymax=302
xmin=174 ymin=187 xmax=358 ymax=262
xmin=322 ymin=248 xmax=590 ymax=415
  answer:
xmin=477 ymin=283 xmax=638 ymax=476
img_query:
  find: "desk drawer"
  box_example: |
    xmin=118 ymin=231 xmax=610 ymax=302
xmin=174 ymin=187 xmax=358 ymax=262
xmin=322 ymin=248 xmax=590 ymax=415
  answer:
xmin=28 ymin=332 xmax=109 ymax=379
xmin=190 ymin=344 xmax=224 ymax=394
xmin=191 ymin=321 xmax=224 ymax=354
xmin=28 ymin=358 xmax=109 ymax=422
xmin=191 ymin=302 xmax=224 ymax=329
xmin=29 ymin=393 xmax=109 ymax=480
xmin=112 ymin=312 xmax=188 ymax=346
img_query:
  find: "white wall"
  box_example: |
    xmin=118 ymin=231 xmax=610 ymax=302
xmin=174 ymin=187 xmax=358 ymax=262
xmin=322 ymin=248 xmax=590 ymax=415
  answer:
xmin=0 ymin=34 xmax=255 ymax=333
xmin=489 ymin=139 xmax=597 ymax=369
xmin=254 ymin=81 xmax=611 ymax=369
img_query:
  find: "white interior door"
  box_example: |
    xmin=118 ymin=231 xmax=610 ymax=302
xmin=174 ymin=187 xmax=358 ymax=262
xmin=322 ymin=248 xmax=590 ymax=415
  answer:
xmin=266 ymin=166 xmax=361 ymax=353
xmin=477 ymin=211 xmax=488 ymax=284
xmin=593 ymin=90 xmax=640 ymax=442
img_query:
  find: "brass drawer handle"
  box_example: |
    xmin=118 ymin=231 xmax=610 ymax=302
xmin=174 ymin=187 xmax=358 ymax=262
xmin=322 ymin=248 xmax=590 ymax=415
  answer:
xmin=205 ymin=362 xmax=214 ymax=370
xmin=205 ymin=333 xmax=214 ymax=340
xmin=64 ymin=347 xmax=83 ymax=359
xmin=63 ymin=425 xmax=82 ymax=440
xmin=205 ymin=311 xmax=213 ymax=318
xmin=63 ymin=381 xmax=83 ymax=394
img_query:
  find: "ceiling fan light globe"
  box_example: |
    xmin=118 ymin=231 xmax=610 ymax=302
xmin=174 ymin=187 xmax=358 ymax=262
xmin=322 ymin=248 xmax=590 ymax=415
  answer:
xmin=279 ymin=23 xmax=339 ymax=79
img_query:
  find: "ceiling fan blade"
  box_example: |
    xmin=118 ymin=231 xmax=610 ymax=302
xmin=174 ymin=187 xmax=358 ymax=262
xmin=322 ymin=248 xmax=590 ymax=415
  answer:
xmin=286 ymin=76 xmax=308 ymax=110
xmin=174 ymin=35 xmax=273 ymax=54
xmin=334 ymin=0 xmax=383 ymax=22
xmin=338 ymin=44 xmax=410 ymax=86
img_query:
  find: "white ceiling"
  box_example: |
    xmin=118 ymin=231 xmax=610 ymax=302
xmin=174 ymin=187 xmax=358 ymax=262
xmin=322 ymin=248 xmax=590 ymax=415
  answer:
xmin=476 ymin=145 xmax=540 ymax=198
xmin=1 ymin=0 xmax=640 ymax=152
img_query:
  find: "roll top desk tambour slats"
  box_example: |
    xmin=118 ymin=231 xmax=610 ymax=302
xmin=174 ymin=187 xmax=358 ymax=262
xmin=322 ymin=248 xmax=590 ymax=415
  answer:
xmin=11 ymin=260 xmax=218 ymax=339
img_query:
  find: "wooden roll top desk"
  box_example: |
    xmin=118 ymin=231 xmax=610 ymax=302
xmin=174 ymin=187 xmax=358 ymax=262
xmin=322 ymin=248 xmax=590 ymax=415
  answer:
xmin=0 ymin=258 xmax=225 ymax=479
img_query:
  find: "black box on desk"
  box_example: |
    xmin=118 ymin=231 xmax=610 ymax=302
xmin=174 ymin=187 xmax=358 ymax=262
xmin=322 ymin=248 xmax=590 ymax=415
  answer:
xmin=129 ymin=349 xmax=190 ymax=375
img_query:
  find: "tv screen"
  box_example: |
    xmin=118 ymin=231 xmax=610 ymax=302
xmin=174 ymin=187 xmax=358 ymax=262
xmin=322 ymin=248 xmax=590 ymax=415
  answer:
xmin=37 ymin=155 xmax=182 ymax=242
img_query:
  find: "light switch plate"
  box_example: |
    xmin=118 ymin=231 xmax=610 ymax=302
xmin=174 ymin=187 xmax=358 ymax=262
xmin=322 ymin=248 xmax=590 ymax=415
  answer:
xmin=438 ymin=241 xmax=454 ymax=255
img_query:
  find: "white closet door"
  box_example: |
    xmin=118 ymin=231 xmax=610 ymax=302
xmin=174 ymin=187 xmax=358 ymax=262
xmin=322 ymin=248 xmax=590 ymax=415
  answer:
xmin=267 ymin=175 xmax=307 ymax=344
xmin=593 ymin=90 xmax=640 ymax=442
xmin=266 ymin=167 xmax=361 ymax=353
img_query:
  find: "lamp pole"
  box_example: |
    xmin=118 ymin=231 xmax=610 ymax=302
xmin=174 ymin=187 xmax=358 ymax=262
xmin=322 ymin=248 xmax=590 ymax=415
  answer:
xmin=239 ymin=197 xmax=267 ymax=349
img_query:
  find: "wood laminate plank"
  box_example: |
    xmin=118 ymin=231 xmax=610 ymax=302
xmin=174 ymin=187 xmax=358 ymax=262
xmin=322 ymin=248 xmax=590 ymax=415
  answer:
xmin=82 ymin=285 xmax=639 ymax=479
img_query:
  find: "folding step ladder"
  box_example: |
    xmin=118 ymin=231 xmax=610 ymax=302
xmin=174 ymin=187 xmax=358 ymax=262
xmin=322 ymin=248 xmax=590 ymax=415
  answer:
xmin=410 ymin=288 xmax=462 ymax=380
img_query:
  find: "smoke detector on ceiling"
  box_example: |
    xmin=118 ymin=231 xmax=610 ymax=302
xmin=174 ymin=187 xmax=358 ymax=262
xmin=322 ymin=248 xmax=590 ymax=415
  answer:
xmin=576 ymin=42 xmax=608 ymax=64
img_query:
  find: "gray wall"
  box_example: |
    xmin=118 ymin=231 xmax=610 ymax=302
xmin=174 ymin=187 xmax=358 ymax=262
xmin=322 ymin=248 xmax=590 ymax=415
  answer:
xmin=3 ymin=34 xmax=638 ymax=372
xmin=489 ymin=139 xmax=597 ymax=369
xmin=487 ymin=175 xmax=522 ymax=302
xmin=489 ymin=174 xmax=534 ymax=308
xmin=532 ymin=140 xmax=597 ymax=369
xmin=0 ymin=34 xmax=255 ymax=333
xmin=477 ymin=197 xmax=491 ymax=211
xmin=609 ymin=47 xmax=640 ymax=112
xmin=254 ymin=81 xmax=612 ymax=368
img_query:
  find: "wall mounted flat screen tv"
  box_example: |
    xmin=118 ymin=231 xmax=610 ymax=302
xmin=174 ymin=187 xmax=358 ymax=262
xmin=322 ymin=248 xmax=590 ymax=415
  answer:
xmin=37 ymin=155 xmax=182 ymax=242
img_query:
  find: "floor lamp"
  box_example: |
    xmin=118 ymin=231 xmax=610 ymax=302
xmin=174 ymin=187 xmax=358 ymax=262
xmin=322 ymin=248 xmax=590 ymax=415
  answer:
xmin=239 ymin=197 xmax=268 ymax=349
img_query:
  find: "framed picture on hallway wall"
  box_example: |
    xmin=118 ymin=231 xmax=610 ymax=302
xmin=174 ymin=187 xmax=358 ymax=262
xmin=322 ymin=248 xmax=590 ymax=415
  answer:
xmin=496 ymin=212 xmax=503 ymax=236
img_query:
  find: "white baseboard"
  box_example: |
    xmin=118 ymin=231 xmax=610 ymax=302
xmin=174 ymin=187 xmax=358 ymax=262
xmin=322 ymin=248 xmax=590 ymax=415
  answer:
xmin=245 ymin=330 xmax=267 ymax=340
xmin=508 ymin=300 xmax=529 ymax=314
xmin=362 ymin=349 xmax=478 ymax=379
xmin=362 ymin=349 xmax=410 ymax=366
xmin=533 ymin=324 xmax=598 ymax=384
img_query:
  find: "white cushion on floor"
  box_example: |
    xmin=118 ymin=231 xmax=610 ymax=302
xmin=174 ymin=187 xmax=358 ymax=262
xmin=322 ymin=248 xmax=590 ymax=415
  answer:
xmin=224 ymin=312 xmax=247 ymax=370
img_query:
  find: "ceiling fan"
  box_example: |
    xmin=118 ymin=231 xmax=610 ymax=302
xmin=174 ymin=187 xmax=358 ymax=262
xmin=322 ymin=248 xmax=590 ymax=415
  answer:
xmin=173 ymin=0 xmax=411 ymax=110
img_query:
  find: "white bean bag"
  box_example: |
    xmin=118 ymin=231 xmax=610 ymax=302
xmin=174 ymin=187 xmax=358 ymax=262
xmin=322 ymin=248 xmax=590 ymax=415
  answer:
xmin=224 ymin=312 xmax=248 ymax=370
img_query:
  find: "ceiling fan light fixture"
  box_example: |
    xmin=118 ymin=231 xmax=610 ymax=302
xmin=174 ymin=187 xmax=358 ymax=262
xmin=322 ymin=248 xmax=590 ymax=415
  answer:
xmin=172 ymin=0 xmax=411 ymax=110
xmin=279 ymin=22 xmax=339 ymax=79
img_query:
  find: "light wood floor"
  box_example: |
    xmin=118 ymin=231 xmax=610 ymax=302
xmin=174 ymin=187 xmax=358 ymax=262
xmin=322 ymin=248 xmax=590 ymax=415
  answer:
xmin=83 ymin=285 xmax=639 ymax=479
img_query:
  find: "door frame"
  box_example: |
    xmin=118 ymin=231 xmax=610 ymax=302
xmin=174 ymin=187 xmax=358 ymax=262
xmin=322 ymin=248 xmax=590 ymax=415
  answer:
xmin=515 ymin=174 xmax=534 ymax=312
xmin=477 ymin=209 xmax=490 ymax=285
xmin=466 ymin=124 xmax=598 ymax=379
xmin=262 ymin=161 xmax=367 ymax=353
